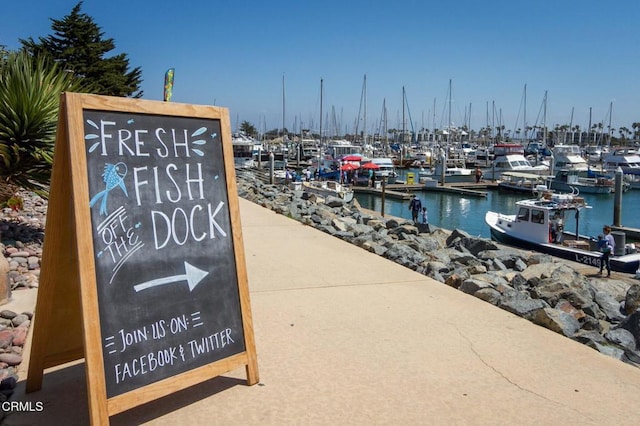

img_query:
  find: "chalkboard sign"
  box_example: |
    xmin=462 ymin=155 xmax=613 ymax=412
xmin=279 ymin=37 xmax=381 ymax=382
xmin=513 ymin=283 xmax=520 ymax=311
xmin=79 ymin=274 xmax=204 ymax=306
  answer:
xmin=26 ymin=93 xmax=258 ymax=424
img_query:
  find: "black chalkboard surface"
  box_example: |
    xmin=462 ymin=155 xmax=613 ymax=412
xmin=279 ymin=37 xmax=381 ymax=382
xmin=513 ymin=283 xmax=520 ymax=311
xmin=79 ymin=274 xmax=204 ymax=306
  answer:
xmin=83 ymin=110 xmax=245 ymax=398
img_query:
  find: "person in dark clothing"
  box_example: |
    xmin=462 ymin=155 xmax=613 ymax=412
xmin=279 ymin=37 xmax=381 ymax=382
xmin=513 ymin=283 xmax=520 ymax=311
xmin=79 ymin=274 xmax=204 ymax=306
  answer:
xmin=408 ymin=195 xmax=422 ymax=223
xmin=599 ymin=225 xmax=616 ymax=277
xmin=475 ymin=167 xmax=483 ymax=183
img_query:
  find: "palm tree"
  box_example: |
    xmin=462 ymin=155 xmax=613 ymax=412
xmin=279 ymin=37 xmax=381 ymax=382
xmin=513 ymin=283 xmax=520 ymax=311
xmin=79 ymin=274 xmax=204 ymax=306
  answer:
xmin=0 ymin=50 xmax=87 ymax=204
xmin=632 ymin=122 xmax=640 ymax=141
xmin=617 ymin=127 xmax=628 ymax=144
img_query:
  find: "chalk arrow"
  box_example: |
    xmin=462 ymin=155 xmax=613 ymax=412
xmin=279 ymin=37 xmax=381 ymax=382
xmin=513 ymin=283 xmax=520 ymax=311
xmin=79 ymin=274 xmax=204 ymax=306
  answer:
xmin=133 ymin=262 xmax=209 ymax=292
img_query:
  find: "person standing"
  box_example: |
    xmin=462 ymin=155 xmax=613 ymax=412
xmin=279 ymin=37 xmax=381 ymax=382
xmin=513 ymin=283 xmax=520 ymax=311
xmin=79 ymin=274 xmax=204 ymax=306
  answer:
xmin=475 ymin=166 xmax=483 ymax=183
xmin=599 ymin=225 xmax=616 ymax=277
xmin=421 ymin=206 xmax=428 ymax=224
xmin=408 ymin=195 xmax=422 ymax=224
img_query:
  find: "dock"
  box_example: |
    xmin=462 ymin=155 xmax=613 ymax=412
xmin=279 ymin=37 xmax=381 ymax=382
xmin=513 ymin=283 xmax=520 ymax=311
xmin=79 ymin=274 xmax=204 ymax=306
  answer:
xmin=353 ymin=181 xmax=495 ymax=198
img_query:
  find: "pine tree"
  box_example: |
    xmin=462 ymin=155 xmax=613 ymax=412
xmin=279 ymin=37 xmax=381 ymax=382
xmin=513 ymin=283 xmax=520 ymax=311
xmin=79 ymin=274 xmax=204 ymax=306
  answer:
xmin=20 ymin=1 xmax=143 ymax=98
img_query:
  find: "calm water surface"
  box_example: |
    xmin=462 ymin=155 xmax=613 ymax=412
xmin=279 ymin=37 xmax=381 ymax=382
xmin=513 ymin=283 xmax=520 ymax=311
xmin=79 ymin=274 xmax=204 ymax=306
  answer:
xmin=354 ymin=169 xmax=640 ymax=240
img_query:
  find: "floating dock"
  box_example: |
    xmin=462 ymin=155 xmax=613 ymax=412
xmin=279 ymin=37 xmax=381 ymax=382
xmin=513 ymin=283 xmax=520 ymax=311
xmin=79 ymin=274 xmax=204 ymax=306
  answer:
xmin=353 ymin=182 xmax=493 ymax=198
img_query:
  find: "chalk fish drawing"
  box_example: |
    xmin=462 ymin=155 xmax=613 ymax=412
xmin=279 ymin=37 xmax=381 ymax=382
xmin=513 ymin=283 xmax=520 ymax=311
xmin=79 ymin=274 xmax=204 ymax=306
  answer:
xmin=90 ymin=162 xmax=129 ymax=215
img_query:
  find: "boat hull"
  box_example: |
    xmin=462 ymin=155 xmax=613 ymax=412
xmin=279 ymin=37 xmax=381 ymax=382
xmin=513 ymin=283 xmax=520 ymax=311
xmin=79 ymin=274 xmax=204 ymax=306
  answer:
xmin=301 ymin=182 xmax=354 ymax=203
xmin=549 ymin=181 xmax=611 ymax=194
xmin=486 ymin=212 xmax=640 ymax=274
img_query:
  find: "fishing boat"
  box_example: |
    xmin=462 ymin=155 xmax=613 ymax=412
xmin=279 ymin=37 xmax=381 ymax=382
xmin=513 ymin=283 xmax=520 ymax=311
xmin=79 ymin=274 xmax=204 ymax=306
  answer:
xmin=485 ymin=192 xmax=640 ymax=274
xmin=299 ymin=180 xmax=354 ymax=203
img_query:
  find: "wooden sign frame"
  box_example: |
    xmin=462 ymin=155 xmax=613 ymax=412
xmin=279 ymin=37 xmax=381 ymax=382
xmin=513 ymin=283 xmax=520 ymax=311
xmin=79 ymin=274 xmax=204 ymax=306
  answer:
xmin=26 ymin=93 xmax=259 ymax=424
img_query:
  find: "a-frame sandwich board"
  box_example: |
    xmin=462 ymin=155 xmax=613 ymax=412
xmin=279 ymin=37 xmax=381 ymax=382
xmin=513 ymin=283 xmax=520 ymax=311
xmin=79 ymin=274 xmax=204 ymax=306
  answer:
xmin=26 ymin=92 xmax=259 ymax=424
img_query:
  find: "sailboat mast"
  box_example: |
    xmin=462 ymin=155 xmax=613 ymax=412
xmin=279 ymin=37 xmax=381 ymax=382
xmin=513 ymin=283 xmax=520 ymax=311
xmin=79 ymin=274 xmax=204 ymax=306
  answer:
xmin=492 ymin=100 xmax=495 ymax=142
xmin=587 ymin=107 xmax=595 ymax=144
xmin=382 ymin=98 xmax=388 ymax=154
xmin=432 ymin=98 xmax=436 ymax=142
xmin=282 ymin=74 xmax=286 ymax=139
xmin=608 ymin=101 xmax=613 ymax=147
xmin=448 ymin=79 xmax=452 ymax=145
xmin=402 ymin=87 xmax=406 ymax=143
xmin=468 ymin=102 xmax=472 ymax=142
xmin=363 ymin=74 xmax=367 ymax=146
xmin=485 ymin=101 xmax=489 ymax=146
xmin=543 ymin=91 xmax=548 ymax=145
xmin=523 ymin=83 xmax=527 ymax=142
xmin=319 ymin=78 xmax=323 ymax=147
xmin=569 ymin=106 xmax=575 ymax=144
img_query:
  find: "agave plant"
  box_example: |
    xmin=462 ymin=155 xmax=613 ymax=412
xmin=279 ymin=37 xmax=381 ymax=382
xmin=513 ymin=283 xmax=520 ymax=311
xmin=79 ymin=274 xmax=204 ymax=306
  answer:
xmin=0 ymin=50 xmax=87 ymax=204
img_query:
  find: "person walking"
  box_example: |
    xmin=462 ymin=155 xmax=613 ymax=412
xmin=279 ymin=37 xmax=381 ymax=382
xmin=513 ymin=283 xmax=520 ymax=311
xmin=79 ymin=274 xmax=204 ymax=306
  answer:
xmin=408 ymin=195 xmax=422 ymax=224
xmin=599 ymin=225 xmax=616 ymax=277
xmin=421 ymin=206 xmax=428 ymax=225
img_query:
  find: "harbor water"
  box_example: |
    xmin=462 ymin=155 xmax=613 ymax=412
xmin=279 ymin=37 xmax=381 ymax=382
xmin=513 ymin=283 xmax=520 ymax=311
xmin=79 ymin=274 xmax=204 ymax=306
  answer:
xmin=354 ymin=169 xmax=640 ymax=241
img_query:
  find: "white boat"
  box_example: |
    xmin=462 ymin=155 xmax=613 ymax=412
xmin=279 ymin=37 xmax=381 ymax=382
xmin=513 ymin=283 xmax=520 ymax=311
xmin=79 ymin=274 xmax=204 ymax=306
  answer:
xmin=497 ymin=171 xmax=552 ymax=195
xmin=549 ymin=145 xmax=613 ymax=194
xmin=623 ymin=174 xmax=640 ymax=190
xmin=298 ymin=138 xmax=321 ymax=160
xmin=299 ymin=180 xmax=354 ymax=203
xmin=471 ymin=146 xmax=495 ymax=167
xmin=368 ymin=157 xmax=398 ymax=183
xmin=550 ymin=169 xmax=613 ymax=194
xmin=584 ymin=145 xmax=607 ymax=162
xmin=232 ymin=133 xmax=258 ymax=168
xmin=552 ymin=144 xmax=589 ymax=171
xmin=602 ymin=147 xmax=640 ymax=176
xmin=421 ymin=148 xmax=476 ymax=183
xmin=481 ymin=143 xmax=549 ymax=181
xmin=485 ymin=192 xmax=640 ymax=274
xmin=322 ymin=141 xmax=366 ymax=170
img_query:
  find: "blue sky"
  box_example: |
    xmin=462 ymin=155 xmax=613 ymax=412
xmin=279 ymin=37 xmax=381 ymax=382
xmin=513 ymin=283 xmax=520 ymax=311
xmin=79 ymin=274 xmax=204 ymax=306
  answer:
xmin=2 ymin=0 xmax=639 ymax=137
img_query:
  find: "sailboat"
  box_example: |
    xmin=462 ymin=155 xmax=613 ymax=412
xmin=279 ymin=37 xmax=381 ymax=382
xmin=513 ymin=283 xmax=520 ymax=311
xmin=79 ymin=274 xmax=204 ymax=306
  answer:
xmin=422 ymin=80 xmax=476 ymax=183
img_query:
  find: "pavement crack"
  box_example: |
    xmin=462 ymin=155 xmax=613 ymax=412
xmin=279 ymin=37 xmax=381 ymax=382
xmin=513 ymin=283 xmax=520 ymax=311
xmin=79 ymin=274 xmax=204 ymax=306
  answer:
xmin=452 ymin=324 xmax=597 ymax=422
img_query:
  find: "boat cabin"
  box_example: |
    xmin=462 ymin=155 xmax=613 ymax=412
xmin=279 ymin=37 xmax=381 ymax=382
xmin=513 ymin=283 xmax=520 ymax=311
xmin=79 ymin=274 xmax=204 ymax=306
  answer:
xmin=506 ymin=194 xmax=588 ymax=245
xmin=603 ymin=147 xmax=640 ymax=176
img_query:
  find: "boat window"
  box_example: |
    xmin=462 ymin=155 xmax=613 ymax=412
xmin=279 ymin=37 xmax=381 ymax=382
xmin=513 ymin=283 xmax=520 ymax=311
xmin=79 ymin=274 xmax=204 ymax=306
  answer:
xmin=531 ymin=209 xmax=545 ymax=224
xmin=517 ymin=207 xmax=529 ymax=221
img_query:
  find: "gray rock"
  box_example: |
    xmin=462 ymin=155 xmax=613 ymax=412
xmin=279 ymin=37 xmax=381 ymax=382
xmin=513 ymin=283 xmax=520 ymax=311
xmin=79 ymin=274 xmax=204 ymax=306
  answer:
xmin=11 ymin=314 xmax=29 ymax=327
xmin=605 ymin=328 xmax=637 ymax=351
xmin=0 ymin=311 xmax=16 ymax=320
xmin=474 ymin=287 xmax=502 ymax=305
xmin=594 ymin=290 xmax=626 ymax=323
xmin=624 ymin=284 xmax=640 ymax=315
xmin=459 ymin=278 xmax=493 ymax=295
xmin=0 ymin=353 xmax=22 ymax=366
xmin=529 ymin=308 xmax=581 ymax=337
xmin=500 ymin=294 xmax=549 ymax=317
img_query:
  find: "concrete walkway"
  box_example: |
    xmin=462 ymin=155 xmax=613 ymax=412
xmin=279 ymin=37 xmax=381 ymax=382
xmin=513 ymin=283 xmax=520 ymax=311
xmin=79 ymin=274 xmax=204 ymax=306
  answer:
xmin=5 ymin=199 xmax=640 ymax=425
